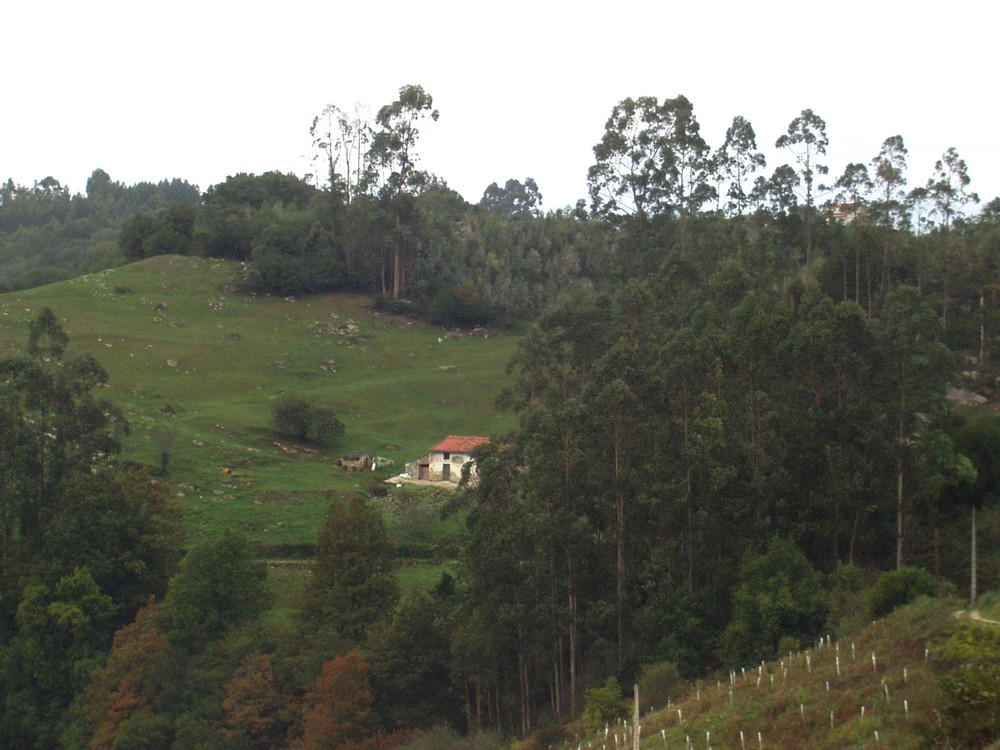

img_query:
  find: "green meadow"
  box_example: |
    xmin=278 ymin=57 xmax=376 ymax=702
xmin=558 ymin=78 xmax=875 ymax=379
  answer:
xmin=0 ymin=255 xmax=518 ymax=549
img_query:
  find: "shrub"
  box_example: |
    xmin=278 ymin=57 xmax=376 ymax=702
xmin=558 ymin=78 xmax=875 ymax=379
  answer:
xmin=271 ymin=394 xmax=344 ymax=447
xmin=582 ymin=677 xmax=625 ymax=734
xmin=719 ymin=538 xmax=827 ymax=667
xmin=638 ymin=661 xmax=682 ymax=709
xmin=867 ymin=566 xmax=936 ymax=619
xmin=933 ymin=624 xmax=1000 ymax=747
xmin=826 ymin=562 xmax=868 ymax=636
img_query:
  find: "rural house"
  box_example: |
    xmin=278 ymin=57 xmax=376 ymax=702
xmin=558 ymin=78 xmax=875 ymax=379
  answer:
xmin=405 ymin=435 xmax=490 ymax=485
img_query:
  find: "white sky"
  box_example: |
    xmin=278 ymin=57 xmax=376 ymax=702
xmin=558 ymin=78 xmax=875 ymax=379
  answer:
xmin=3 ymin=1 xmax=997 ymax=212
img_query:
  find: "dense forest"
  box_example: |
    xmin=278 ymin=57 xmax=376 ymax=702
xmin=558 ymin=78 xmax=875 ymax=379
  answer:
xmin=3 ymin=84 xmax=1000 ymax=749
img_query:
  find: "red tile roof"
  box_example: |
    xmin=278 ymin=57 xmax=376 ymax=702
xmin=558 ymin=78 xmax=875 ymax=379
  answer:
xmin=431 ymin=435 xmax=490 ymax=454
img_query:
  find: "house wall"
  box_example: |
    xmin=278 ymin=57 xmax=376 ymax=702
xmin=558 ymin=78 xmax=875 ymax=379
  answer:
xmin=404 ymin=451 xmax=480 ymax=484
xmin=424 ymin=451 xmax=475 ymax=483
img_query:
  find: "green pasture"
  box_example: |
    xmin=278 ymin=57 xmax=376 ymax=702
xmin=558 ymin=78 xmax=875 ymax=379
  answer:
xmin=0 ymin=255 xmax=518 ymax=552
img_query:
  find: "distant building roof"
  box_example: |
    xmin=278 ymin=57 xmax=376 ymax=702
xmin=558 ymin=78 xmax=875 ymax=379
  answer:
xmin=431 ymin=435 xmax=490 ymax=454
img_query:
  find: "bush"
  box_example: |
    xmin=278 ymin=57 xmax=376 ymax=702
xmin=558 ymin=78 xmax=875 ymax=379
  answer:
xmin=719 ymin=538 xmax=827 ymax=667
xmin=637 ymin=661 xmax=682 ymax=710
xmin=582 ymin=677 xmax=625 ymax=734
xmin=826 ymin=562 xmax=868 ymax=636
xmin=868 ymin=566 xmax=936 ymax=619
xmin=933 ymin=624 xmax=1000 ymax=747
xmin=271 ymin=394 xmax=344 ymax=447
xmin=429 ymin=281 xmax=491 ymax=328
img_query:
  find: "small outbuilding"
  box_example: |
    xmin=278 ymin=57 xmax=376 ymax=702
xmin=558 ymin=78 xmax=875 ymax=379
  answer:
xmin=338 ymin=453 xmax=373 ymax=472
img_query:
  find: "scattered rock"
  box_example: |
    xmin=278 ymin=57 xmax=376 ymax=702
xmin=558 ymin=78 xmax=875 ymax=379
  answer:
xmin=947 ymin=386 xmax=987 ymax=406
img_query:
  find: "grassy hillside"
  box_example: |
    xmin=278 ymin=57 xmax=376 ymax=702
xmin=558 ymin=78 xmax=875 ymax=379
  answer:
xmin=541 ymin=597 xmax=997 ymax=750
xmin=0 ymin=255 xmax=518 ymax=547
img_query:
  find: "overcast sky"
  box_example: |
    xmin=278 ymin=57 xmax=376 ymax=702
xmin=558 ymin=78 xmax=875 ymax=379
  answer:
xmin=4 ymin=1 xmax=997 ymax=212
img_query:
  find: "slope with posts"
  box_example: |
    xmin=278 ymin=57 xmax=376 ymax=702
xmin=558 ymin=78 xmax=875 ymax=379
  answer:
xmin=560 ymin=597 xmax=984 ymax=750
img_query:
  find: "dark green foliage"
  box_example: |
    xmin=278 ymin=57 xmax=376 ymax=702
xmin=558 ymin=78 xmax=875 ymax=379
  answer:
xmin=0 ymin=309 xmax=128 ymax=548
xmin=0 ymin=171 xmax=197 ymax=288
xmin=299 ymin=497 xmax=398 ymax=640
xmin=949 ymin=415 xmax=1000 ymax=509
xmin=27 ymin=305 xmax=69 ymax=356
xmin=2 ymin=568 xmax=117 ymax=747
xmin=637 ymin=661 xmax=683 ymax=709
xmin=0 ymin=311 xmax=186 ymax=749
xmin=368 ymin=593 xmax=462 ymax=729
xmin=720 ymin=539 xmax=828 ymax=667
xmin=933 ymin=624 xmax=1000 ymax=748
xmin=582 ymin=677 xmax=625 ymax=734
xmin=37 ymin=470 xmax=184 ymax=619
xmin=157 ymin=530 xmax=270 ymax=652
xmin=105 ymin=712 xmax=174 ymax=750
xmin=271 ymin=394 xmax=344 ymax=447
xmin=118 ymin=203 xmax=195 ymax=260
xmin=428 ymin=281 xmax=489 ymax=328
xmin=825 ymin=563 xmax=868 ymax=635
xmin=202 ymin=171 xmax=316 ymax=210
xmin=868 ymin=566 xmax=936 ymax=619
xmin=479 ymin=178 xmax=542 ymax=218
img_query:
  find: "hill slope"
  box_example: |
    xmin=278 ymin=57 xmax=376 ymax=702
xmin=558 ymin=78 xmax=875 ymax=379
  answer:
xmin=0 ymin=255 xmax=518 ymax=546
xmin=549 ymin=598 xmax=997 ymax=750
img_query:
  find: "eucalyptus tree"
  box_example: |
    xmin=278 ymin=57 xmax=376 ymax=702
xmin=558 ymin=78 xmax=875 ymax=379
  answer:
xmin=878 ymin=286 xmax=957 ymax=569
xmin=946 ymin=417 xmax=1000 ymax=605
xmin=480 ymin=177 xmax=543 ymax=217
xmin=587 ymin=333 xmax=649 ymax=670
xmin=783 ymin=290 xmax=889 ymax=565
xmin=831 ymin=162 xmax=873 ymax=307
xmin=925 ymin=147 xmax=979 ymax=330
xmin=870 ymin=135 xmax=909 ymax=297
xmin=661 ymin=95 xmax=714 ymax=218
xmin=458 ymin=439 xmax=555 ymax=734
xmin=717 ymin=115 xmax=766 ymax=216
xmin=497 ymin=294 xmax=616 ymax=716
xmin=588 ymin=96 xmax=671 ymax=222
xmin=365 ymin=84 xmax=439 ymax=299
xmin=765 ymin=165 xmax=801 ymax=217
xmin=775 ymin=109 xmax=829 ymax=263
xmin=310 ymin=102 xmax=371 ymax=204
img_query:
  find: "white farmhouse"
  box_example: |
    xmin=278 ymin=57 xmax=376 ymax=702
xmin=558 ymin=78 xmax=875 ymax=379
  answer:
xmin=405 ymin=435 xmax=490 ymax=485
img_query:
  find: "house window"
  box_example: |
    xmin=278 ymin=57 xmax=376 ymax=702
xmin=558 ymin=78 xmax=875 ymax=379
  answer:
xmin=443 ymin=452 xmax=450 ymax=460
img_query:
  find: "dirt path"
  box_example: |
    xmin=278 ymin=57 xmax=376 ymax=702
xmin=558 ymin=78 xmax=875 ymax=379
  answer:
xmin=969 ymin=610 xmax=1000 ymax=626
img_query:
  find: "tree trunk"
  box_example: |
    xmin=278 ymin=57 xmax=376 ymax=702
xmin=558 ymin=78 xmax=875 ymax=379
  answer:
xmin=881 ymin=227 xmax=892 ymax=299
xmin=866 ymin=253 xmax=874 ymax=319
xmin=568 ymin=583 xmax=578 ymax=716
xmin=518 ymin=645 xmax=531 ymax=736
xmin=842 ymin=251 xmax=849 ymax=303
xmin=896 ymin=454 xmax=905 ymax=570
xmin=615 ymin=435 xmax=625 ymax=671
xmin=971 ymin=504 xmax=978 ymax=605
xmin=849 ymin=508 xmax=861 ymax=566
xmin=392 ymin=209 xmax=404 ymax=299
xmin=855 ymin=243 xmax=861 ymax=306
xmin=980 ymin=290 xmax=986 ymax=366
